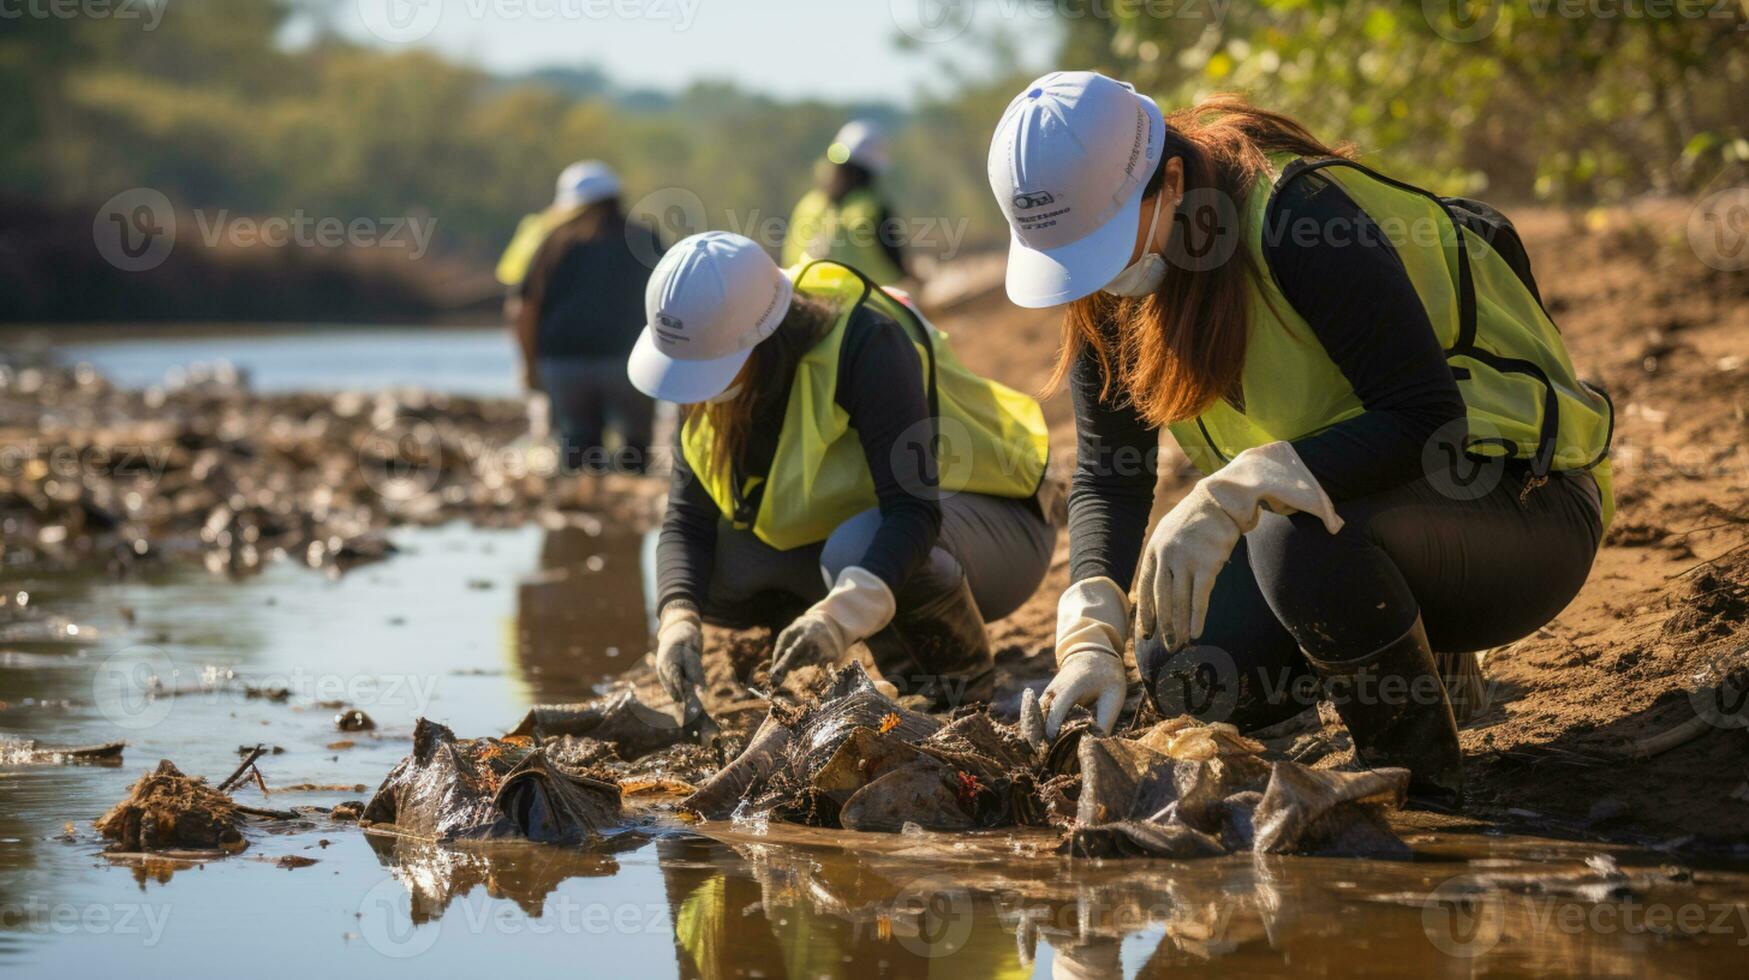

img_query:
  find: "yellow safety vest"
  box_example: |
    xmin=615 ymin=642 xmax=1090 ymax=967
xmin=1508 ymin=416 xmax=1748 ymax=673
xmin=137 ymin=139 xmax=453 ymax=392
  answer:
xmin=1166 ymin=157 xmax=1616 ymax=533
xmin=494 ymin=205 xmax=583 ymax=286
xmin=783 ymin=188 xmax=906 ymax=286
xmin=682 ymin=260 xmax=1050 ymax=551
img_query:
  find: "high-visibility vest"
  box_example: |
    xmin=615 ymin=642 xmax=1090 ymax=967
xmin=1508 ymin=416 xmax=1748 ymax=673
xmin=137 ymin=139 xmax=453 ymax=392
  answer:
xmin=494 ymin=205 xmax=583 ymax=286
xmin=783 ymin=188 xmax=906 ymax=286
xmin=681 ymin=260 xmax=1050 ymax=551
xmin=1166 ymin=157 xmax=1615 ymax=532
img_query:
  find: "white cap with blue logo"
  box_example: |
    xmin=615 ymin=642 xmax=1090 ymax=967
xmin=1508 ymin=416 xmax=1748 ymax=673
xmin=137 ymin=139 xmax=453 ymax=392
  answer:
xmin=626 ymin=232 xmax=795 ymax=404
xmin=988 ymin=71 xmax=1166 ymax=308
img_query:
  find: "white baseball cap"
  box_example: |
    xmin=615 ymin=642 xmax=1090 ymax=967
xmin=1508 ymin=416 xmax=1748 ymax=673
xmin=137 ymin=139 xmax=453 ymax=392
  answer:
xmin=829 ymin=119 xmax=890 ymax=173
xmin=988 ymin=71 xmax=1166 ymax=308
xmin=553 ymin=160 xmax=622 ymax=210
xmin=626 ymin=232 xmax=795 ymax=403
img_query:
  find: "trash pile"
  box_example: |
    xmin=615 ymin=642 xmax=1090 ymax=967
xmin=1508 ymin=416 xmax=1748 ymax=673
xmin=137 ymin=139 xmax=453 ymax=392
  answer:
xmin=358 ymin=719 xmax=623 ymax=845
xmin=683 ymin=663 xmax=1415 ymax=858
xmin=0 ymin=358 xmax=639 ymax=577
xmin=90 ymin=664 xmax=1416 ymax=862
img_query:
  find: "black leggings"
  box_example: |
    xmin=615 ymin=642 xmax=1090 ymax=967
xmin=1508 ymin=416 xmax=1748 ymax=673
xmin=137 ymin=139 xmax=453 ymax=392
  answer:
xmin=1138 ymin=465 xmax=1604 ymax=731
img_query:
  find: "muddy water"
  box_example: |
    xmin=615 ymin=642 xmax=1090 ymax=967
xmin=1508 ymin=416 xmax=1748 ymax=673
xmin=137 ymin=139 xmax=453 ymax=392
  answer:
xmin=4 ymin=523 xmax=1747 ymax=977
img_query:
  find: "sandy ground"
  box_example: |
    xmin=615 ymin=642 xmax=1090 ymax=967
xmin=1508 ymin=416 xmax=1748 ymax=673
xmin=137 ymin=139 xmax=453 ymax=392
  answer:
xmin=654 ymin=200 xmax=1749 ymax=855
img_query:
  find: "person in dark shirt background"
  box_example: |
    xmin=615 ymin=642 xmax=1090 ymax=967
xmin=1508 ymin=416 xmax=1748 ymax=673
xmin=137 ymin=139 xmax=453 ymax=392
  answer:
xmin=503 ymin=161 xmax=666 ymax=473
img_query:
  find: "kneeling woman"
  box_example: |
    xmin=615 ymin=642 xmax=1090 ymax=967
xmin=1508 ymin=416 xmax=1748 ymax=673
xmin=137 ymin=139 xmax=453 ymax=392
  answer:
xmin=627 ymin=233 xmax=1056 ymax=717
xmin=989 ymin=73 xmax=1613 ymax=803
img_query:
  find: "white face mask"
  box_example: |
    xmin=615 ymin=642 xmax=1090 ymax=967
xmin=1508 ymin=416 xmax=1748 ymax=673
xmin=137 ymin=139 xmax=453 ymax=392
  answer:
xmin=1102 ymin=190 xmax=1169 ymax=298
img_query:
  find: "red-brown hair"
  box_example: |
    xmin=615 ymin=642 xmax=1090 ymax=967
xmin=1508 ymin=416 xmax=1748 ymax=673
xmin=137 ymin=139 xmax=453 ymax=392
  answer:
xmin=1047 ymin=94 xmax=1351 ymax=426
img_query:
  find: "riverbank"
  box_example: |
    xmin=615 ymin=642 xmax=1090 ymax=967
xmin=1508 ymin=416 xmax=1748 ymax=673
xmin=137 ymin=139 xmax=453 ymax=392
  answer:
xmin=6 ymin=198 xmax=1747 ymax=859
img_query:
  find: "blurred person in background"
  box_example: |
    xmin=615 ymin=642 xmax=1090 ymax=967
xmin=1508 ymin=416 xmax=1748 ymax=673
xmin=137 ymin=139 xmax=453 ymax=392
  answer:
xmin=629 ymin=232 xmax=1056 ymax=727
xmin=990 ymin=72 xmax=1613 ymax=808
xmin=498 ymin=161 xmax=666 ymax=473
xmin=782 ymin=120 xmax=911 ymax=286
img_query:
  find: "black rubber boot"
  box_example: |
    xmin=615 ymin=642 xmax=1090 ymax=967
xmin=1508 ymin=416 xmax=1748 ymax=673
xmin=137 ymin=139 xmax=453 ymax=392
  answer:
xmin=1304 ymin=615 xmax=1465 ymax=809
xmin=862 ymin=574 xmax=994 ymax=712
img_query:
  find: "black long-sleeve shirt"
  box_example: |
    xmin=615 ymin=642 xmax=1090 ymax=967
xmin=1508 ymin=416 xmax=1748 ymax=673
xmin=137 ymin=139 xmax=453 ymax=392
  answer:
xmin=657 ymin=305 xmax=941 ymax=612
xmin=1068 ymin=171 xmax=1468 ymax=589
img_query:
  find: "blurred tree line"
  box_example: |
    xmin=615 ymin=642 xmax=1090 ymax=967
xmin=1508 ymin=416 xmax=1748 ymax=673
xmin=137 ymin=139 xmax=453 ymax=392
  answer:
xmin=3 ymin=0 xmax=1743 ymax=271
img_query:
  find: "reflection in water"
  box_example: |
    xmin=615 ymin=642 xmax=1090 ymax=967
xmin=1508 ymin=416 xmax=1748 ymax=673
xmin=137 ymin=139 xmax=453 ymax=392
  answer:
xmin=364 ymin=832 xmax=642 ymax=924
xmin=509 ymin=525 xmax=655 ymax=704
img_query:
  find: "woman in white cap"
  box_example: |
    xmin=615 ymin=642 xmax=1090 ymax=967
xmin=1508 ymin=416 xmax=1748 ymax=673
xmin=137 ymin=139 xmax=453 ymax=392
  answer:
xmin=501 ymin=161 xmax=666 ymax=473
xmin=628 ymin=232 xmax=1055 ymax=720
xmin=990 ymin=72 xmax=1613 ymax=805
xmin=782 ymin=120 xmax=910 ymax=286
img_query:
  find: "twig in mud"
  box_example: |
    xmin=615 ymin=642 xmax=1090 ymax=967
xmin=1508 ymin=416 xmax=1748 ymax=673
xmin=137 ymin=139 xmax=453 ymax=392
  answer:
xmin=1618 ymin=712 xmax=1720 ymax=759
xmin=249 ymin=765 xmax=269 ymax=796
xmin=234 ymin=803 xmax=301 ymax=821
xmin=1674 ymin=515 xmax=1748 ymax=537
xmin=216 ymin=745 xmax=266 ymax=793
xmin=1668 ymin=540 xmax=1749 ymax=580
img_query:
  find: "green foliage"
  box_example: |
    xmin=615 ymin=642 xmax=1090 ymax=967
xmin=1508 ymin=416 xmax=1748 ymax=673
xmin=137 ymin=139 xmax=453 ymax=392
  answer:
xmin=1060 ymin=0 xmax=1747 ymax=201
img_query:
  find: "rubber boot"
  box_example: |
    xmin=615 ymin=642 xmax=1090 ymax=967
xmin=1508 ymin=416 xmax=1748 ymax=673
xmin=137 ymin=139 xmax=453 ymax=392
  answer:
xmin=862 ymin=574 xmax=994 ymax=711
xmin=1303 ymin=615 xmax=1465 ymax=809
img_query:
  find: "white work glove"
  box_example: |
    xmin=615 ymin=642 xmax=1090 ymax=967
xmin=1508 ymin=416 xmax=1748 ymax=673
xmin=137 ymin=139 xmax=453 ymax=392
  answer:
xmin=1042 ymin=577 xmax=1131 ymax=738
xmin=770 ymin=566 xmax=896 ymax=686
xmin=654 ymin=604 xmax=706 ymax=712
xmin=1136 ymin=441 xmax=1343 ymax=650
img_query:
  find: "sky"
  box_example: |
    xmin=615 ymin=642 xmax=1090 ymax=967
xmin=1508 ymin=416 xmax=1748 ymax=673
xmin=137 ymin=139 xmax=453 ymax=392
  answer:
xmin=340 ymin=0 xmax=1061 ymax=103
